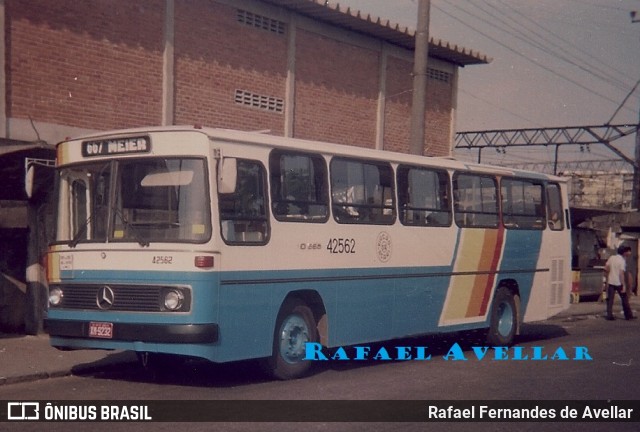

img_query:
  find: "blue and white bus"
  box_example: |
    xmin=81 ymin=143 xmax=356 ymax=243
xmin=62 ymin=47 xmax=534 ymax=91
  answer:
xmin=45 ymin=126 xmax=571 ymax=379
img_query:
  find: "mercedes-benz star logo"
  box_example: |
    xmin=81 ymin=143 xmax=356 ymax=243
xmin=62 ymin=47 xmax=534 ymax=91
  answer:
xmin=96 ymin=286 xmax=115 ymax=310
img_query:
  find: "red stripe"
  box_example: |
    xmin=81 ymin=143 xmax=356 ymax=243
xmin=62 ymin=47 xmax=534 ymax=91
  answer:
xmin=478 ymin=225 xmax=505 ymax=315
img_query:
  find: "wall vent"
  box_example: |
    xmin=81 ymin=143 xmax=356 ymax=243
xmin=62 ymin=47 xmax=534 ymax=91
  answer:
xmin=234 ymin=89 xmax=284 ymax=114
xmin=237 ymin=9 xmax=286 ymax=35
xmin=428 ymin=68 xmax=452 ymax=84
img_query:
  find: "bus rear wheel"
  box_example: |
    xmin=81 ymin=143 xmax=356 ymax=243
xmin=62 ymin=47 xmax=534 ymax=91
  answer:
xmin=267 ymin=299 xmax=318 ymax=380
xmin=486 ymin=287 xmax=517 ymax=346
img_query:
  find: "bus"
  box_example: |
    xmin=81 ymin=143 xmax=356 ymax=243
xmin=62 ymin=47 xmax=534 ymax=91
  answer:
xmin=44 ymin=125 xmax=571 ymax=379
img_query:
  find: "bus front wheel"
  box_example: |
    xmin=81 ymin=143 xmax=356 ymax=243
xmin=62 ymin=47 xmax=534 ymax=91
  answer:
xmin=267 ymin=299 xmax=318 ymax=380
xmin=486 ymin=287 xmax=517 ymax=346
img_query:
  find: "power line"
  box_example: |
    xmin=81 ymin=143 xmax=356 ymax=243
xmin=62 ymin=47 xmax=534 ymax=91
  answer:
xmin=562 ymin=0 xmax=637 ymax=13
xmin=457 ymin=87 xmax=542 ymax=127
xmin=436 ymin=2 xmax=637 ymax=112
xmin=492 ymin=0 xmax=635 ymax=91
xmin=607 ymin=78 xmax=640 ymax=124
xmin=496 ymin=0 xmax=635 ymax=85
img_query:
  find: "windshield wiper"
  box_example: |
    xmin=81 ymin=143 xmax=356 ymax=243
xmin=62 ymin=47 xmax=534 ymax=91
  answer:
xmin=68 ymin=208 xmax=150 ymax=248
xmin=112 ymin=206 xmax=150 ymax=247
xmin=68 ymin=214 xmax=93 ymax=248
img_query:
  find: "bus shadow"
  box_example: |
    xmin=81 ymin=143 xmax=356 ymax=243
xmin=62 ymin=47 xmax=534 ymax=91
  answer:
xmin=74 ymin=353 xmax=273 ymax=387
xmin=74 ymin=322 xmax=569 ymax=387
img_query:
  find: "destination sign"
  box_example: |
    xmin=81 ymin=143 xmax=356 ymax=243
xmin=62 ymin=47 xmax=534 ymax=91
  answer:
xmin=82 ymin=136 xmax=151 ymax=157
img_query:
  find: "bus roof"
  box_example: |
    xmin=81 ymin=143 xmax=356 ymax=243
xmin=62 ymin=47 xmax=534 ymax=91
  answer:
xmin=62 ymin=125 xmax=567 ymax=183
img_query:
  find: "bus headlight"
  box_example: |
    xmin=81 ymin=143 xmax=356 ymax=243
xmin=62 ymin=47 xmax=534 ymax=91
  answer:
xmin=49 ymin=288 xmax=63 ymax=306
xmin=163 ymin=289 xmax=184 ymax=311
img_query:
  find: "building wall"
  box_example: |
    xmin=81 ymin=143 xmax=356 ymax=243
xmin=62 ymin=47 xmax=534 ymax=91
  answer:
xmin=295 ymin=30 xmax=379 ymax=148
xmin=4 ymin=0 xmax=460 ymax=156
xmin=6 ymin=0 xmax=164 ymax=131
xmin=174 ymin=1 xmax=288 ymax=134
xmin=568 ymin=173 xmax=634 ymax=210
xmin=425 ymin=64 xmax=456 ymax=157
xmin=383 ymin=55 xmax=413 ymax=154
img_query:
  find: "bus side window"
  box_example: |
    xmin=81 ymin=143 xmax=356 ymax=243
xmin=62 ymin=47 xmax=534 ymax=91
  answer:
xmin=453 ymin=173 xmax=499 ymax=228
xmin=546 ymin=183 xmax=564 ymax=231
xmin=219 ymin=159 xmax=270 ymax=244
xmin=397 ymin=165 xmax=451 ymax=227
xmin=269 ymin=150 xmax=329 ymax=222
xmin=330 ymin=158 xmax=396 ymax=225
xmin=501 ymin=178 xmax=545 ymax=230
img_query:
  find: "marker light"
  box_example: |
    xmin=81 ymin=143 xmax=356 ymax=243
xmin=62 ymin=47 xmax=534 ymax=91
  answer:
xmin=195 ymin=256 xmax=214 ymax=268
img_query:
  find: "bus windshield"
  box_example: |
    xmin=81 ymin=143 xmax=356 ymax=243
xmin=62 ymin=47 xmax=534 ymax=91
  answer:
xmin=56 ymin=158 xmax=211 ymax=245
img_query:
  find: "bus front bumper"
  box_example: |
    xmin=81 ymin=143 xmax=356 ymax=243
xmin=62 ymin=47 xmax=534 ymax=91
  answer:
xmin=44 ymin=319 xmax=219 ymax=344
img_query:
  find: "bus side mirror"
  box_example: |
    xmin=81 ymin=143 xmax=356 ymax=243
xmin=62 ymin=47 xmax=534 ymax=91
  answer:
xmin=218 ymin=158 xmax=237 ymax=194
xmin=25 ymin=162 xmax=55 ymax=200
xmin=25 ymin=165 xmax=35 ymax=198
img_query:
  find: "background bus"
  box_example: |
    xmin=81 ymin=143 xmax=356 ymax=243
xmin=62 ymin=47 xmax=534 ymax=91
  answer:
xmin=44 ymin=126 xmax=571 ymax=379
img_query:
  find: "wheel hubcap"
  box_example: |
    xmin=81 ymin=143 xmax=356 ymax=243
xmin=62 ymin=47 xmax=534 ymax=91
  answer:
xmin=279 ymin=314 xmax=309 ymax=364
xmin=497 ymin=302 xmax=514 ymax=337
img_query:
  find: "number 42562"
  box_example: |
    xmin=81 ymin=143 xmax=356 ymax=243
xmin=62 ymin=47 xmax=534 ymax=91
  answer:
xmin=327 ymin=238 xmax=356 ymax=254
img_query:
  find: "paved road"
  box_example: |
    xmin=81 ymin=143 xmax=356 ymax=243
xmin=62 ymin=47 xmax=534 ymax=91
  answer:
xmin=1 ymin=314 xmax=638 ymax=432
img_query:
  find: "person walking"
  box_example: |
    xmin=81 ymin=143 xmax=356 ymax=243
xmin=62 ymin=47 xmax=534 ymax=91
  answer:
xmin=604 ymin=245 xmax=636 ymax=320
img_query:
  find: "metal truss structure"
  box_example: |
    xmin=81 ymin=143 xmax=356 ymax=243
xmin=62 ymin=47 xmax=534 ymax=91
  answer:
xmin=454 ymin=124 xmax=639 ymax=211
xmin=454 ymin=124 xmax=638 ymax=174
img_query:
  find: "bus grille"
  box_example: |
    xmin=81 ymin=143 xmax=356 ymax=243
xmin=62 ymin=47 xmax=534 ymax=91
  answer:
xmin=50 ymin=284 xmax=182 ymax=312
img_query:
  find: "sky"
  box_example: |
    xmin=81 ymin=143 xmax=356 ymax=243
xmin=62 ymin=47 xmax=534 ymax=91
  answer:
xmin=336 ymin=0 xmax=640 ymax=166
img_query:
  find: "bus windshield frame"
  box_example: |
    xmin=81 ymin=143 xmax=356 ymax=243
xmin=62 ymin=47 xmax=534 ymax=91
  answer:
xmin=54 ymin=157 xmax=212 ymax=246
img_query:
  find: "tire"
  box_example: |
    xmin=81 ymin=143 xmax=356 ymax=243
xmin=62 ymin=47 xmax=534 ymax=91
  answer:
xmin=486 ymin=287 xmax=518 ymax=346
xmin=267 ymin=299 xmax=318 ymax=380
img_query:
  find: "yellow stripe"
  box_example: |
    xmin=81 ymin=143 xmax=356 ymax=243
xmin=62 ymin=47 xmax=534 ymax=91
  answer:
xmin=442 ymin=230 xmax=486 ymax=321
xmin=466 ymin=229 xmax=500 ymax=316
xmin=57 ymin=142 xmax=69 ymax=165
xmin=442 ymin=229 xmax=504 ymax=321
xmin=47 ymin=252 xmax=61 ymax=283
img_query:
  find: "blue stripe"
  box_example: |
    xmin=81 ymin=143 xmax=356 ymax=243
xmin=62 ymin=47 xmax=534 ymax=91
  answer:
xmin=499 ymin=230 xmax=544 ymax=309
xmin=50 ymin=255 xmax=546 ymax=362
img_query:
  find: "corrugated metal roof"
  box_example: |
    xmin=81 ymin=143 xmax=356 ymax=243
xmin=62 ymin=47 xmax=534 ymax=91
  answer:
xmin=262 ymin=0 xmax=491 ymax=66
xmin=0 ymin=141 xmax=54 ymax=157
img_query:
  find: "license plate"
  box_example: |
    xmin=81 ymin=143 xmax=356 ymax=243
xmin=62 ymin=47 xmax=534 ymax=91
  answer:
xmin=89 ymin=322 xmax=113 ymax=339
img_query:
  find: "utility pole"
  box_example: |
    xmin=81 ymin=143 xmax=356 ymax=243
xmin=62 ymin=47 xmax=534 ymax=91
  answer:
xmin=634 ymin=96 xmax=640 ymax=210
xmin=632 ymin=11 xmax=640 ymax=209
xmin=409 ymin=0 xmax=430 ymax=155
